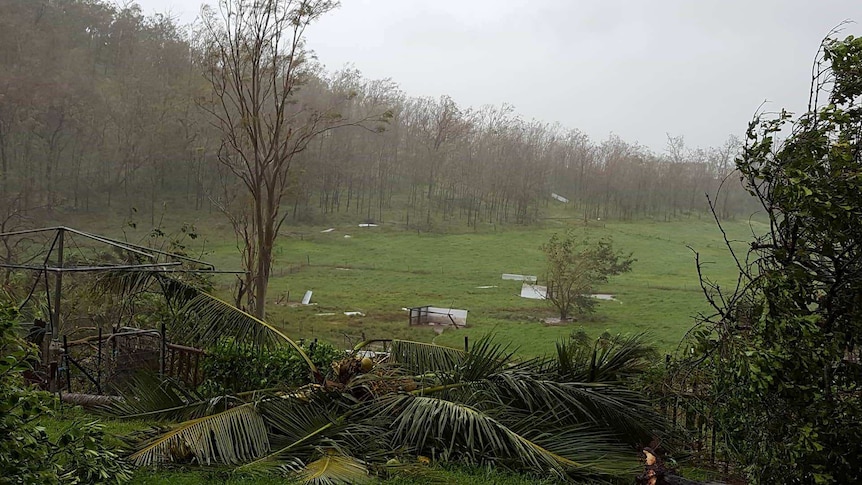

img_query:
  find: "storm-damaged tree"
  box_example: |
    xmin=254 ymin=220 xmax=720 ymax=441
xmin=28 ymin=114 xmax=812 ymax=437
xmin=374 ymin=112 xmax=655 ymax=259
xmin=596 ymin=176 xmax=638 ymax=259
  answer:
xmin=684 ymin=33 xmax=862 ymax=483
xmin=542 ymin=231 xmax=634 ymax=321
xmin=200 ymin=0 xmax=388 ymax=318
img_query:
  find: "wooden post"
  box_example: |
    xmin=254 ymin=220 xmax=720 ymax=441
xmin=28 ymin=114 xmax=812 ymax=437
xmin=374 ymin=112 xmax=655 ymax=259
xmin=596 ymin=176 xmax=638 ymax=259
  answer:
xmin=96 ymin=327 xmax=102 ymax=392
xmin=159 ymin=321 xmax=166 ymax=378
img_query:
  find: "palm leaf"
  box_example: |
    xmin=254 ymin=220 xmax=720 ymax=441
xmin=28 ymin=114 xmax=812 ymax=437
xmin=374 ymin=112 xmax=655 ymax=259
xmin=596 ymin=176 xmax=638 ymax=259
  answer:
xmin=295 ymin=451 xmax=371 ymax=485
xmin=523 ymin=425 xmax=641 ymax=478
xmin=129 ymin=402 xmax=269 ymax=466
xmin=455 ymin=334 xmax=517 ymax=381
xmin=387 ymin=339 xmax=466 ymax=375
xmin=485 ymin=371 xmax=662 ymax=442
xmin=552 ymin=332 xmax=657 ymax=382
xmin=102 ymin=373 xmax=232 ymax=421
xmin=238 ymin=395 xmax=347 ymax=472
xmin=174 ymin=292 xmax=321 ymax=381
xmin=376 ymin=393 xmax=579 ymax=473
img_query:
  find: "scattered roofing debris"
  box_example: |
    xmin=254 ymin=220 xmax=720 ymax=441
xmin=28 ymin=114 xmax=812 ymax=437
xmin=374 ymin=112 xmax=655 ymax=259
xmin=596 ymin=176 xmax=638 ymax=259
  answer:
xmin=358 ymin=223 xmax=378 ymax=228
xmin=551 ymin=192 xmax=570 ymax=203
xmin=344 ymin=311 xmax=365 ymax=317
xmin=315 ymin=312 xmax=336 ymax=316
xmin=344 ymin=235 xmax=352 ymax=238
xmin=320 ymin=228 xmax=335 ymax=233
xmin=502 ymin=273 xmax=537 ymax=282
xmin=475 ymin=285 xmax=498 ymax=289
xmin=518 ymin=285 xmax=622 ymax=303
xmin=335 ymin=267 xmax=350 ymax=271
xmin=301 ymin=290 xmax=313 ymax=305
xmin=520 ymin=283 xmax=548 ymax=300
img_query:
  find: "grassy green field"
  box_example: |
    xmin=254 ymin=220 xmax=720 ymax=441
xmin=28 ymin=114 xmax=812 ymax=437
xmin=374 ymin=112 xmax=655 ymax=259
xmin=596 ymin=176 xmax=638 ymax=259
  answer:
xmin=55 ymin=209 xmax=760 ymax=357
xmin=35 ymin=209 xmax=757 ymax=483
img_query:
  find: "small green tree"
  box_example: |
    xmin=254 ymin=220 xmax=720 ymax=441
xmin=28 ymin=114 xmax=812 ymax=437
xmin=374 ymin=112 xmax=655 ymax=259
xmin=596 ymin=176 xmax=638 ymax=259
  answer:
xmin=541 ymin=232 xmax=634 ymax=320
xmin=686 ymin=33 xmax=862 ymax=483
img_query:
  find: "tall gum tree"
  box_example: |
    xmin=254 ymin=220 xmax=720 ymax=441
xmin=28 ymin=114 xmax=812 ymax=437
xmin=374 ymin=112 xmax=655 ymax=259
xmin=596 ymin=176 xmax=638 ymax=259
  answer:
xmin=201 ymin=0 xmax=387 ymax=318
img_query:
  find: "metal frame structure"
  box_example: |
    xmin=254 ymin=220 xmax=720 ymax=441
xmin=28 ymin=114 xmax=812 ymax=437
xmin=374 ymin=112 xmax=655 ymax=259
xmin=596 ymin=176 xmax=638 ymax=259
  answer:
xmin=0 ymin=226 xmax=243 ymax=391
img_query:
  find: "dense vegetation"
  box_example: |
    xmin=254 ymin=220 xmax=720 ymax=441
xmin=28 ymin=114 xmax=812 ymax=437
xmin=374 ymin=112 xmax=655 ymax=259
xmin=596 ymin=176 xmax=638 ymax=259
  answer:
xmin=678 ymin=34 xmax=862 ymax=483
xmin=0 ymin=0 xmax=751 ymax=238
xmin=0 ymin=304 xmax=133 ymax=483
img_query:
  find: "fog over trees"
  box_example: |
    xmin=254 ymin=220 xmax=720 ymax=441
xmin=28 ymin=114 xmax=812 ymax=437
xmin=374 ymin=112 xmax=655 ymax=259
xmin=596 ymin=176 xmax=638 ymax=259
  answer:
xmin=0 ymin=0 xmax=754 ymax=232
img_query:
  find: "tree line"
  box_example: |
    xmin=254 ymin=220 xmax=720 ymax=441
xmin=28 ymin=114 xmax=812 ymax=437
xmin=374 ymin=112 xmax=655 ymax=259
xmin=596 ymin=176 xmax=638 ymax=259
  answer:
xmin=0 ymin=0 xmax=754 ymax=231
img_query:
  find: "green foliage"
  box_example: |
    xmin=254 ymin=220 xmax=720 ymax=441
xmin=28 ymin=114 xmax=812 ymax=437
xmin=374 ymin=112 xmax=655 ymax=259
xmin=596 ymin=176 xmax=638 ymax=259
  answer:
xmin=200 ymin=339 xmax=343 ymax=395
xmin=116 ymin=334 xmax=664 ymax=483
xmin=687 ymin=34 xmax=862 ymax=484
xmin=541 ymin=231 xmax=635 ymax=320
xmin=0 ymin=304 xmax=133 ymax=484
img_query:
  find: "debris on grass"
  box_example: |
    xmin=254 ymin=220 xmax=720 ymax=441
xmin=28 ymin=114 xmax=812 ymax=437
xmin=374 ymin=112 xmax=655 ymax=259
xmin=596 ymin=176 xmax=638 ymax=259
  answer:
xmin=519 ymin=283 xmax=547 ymax=300
xmin=502 ymin=273 xmax=537 ymax=282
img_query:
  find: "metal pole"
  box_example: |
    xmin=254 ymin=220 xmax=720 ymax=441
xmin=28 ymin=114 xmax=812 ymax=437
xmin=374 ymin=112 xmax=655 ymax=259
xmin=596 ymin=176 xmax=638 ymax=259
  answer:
xmin=63 ymin=335 xmax=71 ymax=392
xmin=51 ymin=228 xmax=64 ymax=341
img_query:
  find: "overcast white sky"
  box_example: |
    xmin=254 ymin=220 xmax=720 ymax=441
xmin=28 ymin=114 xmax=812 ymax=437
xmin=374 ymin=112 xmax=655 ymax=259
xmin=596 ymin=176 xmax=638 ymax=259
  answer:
xmin=132 ymin=0 xmax=860 ymax=152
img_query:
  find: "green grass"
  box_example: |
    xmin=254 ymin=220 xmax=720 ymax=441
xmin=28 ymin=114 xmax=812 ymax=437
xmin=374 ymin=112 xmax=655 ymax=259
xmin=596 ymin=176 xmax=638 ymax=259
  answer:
xmin=48 ymin=208 xmax=758 ymax=356
xmin=34 ymin=209 xmax=757 ymax=483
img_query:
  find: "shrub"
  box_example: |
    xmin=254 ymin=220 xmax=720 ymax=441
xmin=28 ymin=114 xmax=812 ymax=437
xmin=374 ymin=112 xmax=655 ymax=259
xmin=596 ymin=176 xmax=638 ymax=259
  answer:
xmin=200 ymin=339 xmax=343 ymax=395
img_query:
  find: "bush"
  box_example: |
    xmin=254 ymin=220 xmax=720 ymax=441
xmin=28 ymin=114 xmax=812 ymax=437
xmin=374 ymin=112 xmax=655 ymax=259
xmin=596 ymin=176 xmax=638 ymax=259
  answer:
xmin=0 ymin=304 xmax=132 ymax=484
xmin=200 ymin=339 xmax=343 ymax=395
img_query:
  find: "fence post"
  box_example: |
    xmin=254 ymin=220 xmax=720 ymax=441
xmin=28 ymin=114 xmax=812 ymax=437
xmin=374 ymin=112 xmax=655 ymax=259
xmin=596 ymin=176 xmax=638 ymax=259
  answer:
xmin=159 ymin=321 xmax=166 ymax=379
xmin=96 ymin=327 xmax=102 ymax=392
xmin=63 ymin=335 xmax=71 ymax=392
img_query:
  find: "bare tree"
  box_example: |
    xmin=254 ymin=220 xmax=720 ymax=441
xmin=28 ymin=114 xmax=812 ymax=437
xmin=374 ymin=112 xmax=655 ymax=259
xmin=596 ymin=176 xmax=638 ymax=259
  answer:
xmin=201 ymin=0 xmax=386 ymax=319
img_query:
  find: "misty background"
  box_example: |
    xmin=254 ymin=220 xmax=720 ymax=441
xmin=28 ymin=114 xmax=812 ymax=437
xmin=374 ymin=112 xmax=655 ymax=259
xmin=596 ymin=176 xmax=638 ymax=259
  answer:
xmin=132 ymin=0 xmax=861 ymax=151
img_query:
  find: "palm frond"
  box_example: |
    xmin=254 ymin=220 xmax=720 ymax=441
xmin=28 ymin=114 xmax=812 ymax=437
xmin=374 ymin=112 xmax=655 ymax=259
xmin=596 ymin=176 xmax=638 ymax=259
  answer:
xmin=376 ymin=393 xmax=578 ymax=473
xmin=129 ymin=402 xmax=269 ymax=466
xmin=174 ymin=292 xmax=321 ymax=380
xmin=102 ymin=373 xmax=236 ymax=421
xmin=387 ymin=339 xmax=466 ymax=375
xmin=456 ymin=334 xmax=517 ymax=381
xmin=95 ymin=269 xmax=161 ymax=298
xmin=295 ymin=451 xmax=371 ymax=485
xmin=523 ymin=425 xmax=641 ymax=478
xmin=238 ymin=394 xmax=347 ymax=472
xmin=553 ymin=332 xmax=657 ymax=382
xmin=487 ymin=371 xmax=662 ymax=442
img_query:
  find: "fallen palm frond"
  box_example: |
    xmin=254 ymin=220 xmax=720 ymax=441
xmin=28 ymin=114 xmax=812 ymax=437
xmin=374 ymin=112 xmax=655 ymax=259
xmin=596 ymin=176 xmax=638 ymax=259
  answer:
xmin=376 ymin=393 xmax=576 ymax=473
xmin=386 ymin=339 xmax=466 ymax=375
xmin=129 ymin=402 xmax=268 ymax=466
xmin=102 ymin=373 xmax=231 ymax=421
xmin=95 ymin=268 xmax=320 ymax=380
xmin=117 ymin=333 xmax=668 ymax=482
xmin=174 ymin=291 xmax=321 ymax=381
xmin=295 ymin=451 xmax=371 ymax=485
